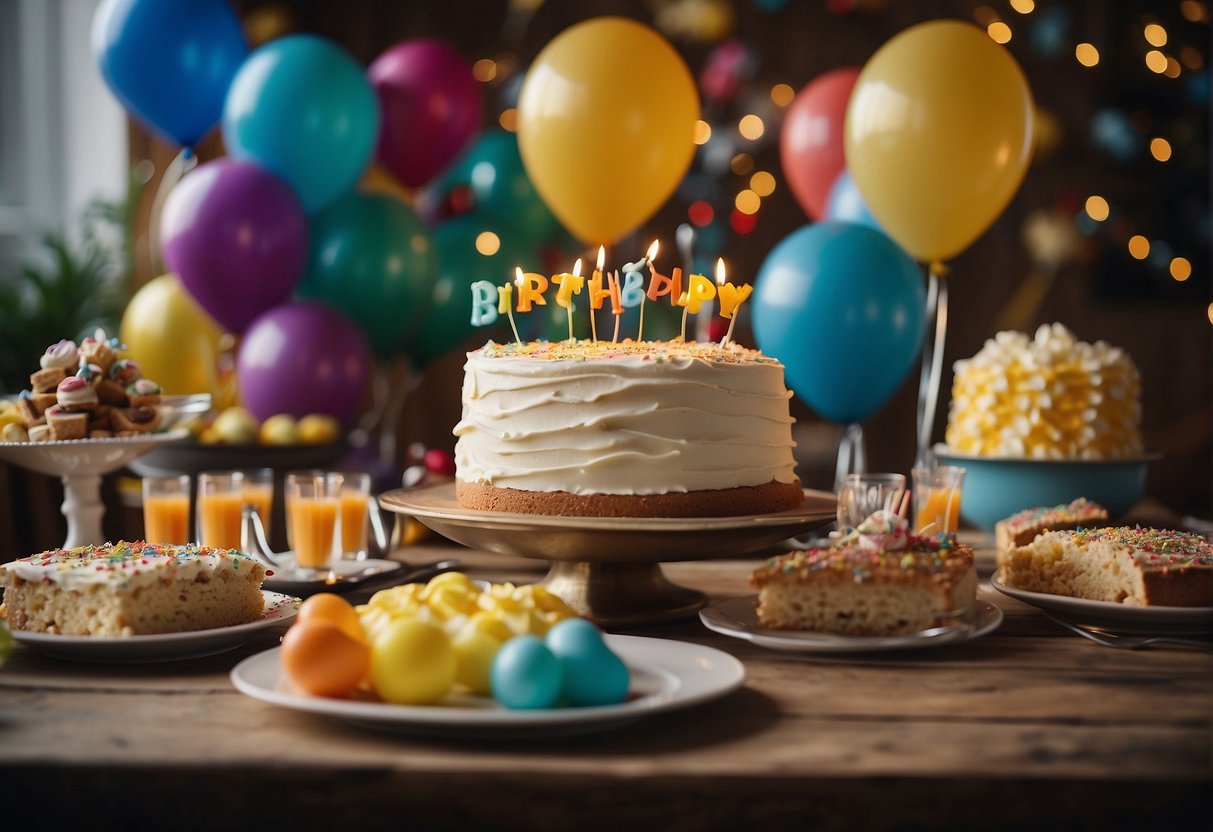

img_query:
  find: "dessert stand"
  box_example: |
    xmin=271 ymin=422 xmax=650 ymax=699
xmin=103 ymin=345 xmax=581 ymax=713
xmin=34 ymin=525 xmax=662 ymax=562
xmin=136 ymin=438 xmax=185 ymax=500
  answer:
xmin=0 ymin=394 xmax=207 ymax=549
xmin=380 ymin=482 xmax=836 ymax=626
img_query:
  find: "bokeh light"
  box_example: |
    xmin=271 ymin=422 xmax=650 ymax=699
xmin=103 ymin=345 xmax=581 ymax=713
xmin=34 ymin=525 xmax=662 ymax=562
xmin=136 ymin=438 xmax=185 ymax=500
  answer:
xmin=1010 ymin=0 xmax=1035 ymax=12
xmin=1170 ymin=257 xmax=1192 ymax=281
xmin=1085 ymin=195 xmax=1110 ymax=221
xmin=987 ymin=22 xmax=1012 ymax=43
xmin=694 ymin=120 xmax=712 ymax=145
xmin=499 ymin=108 xmax=517 ymax=131
xmin=1128 ymin=235 xmax=1151 ymax=259
xmin=1143 ymin=24 xmax=1167 ymax=47
xmin=730 ymin=153 xmax=754 ymax=175
xmin=750 ymin=171 xmax=776 ymax=197
xmin=738 ymin=114 xmax=765 ymax=141
xmin=475 ymin=231 xmax=501 ymax=256
xmin=1075 ymin=43 xmax=1100 ymax=67
xmin=770 ymin=83 xmax=795 ymax=107
xmin=1150 ymin=137 xmax=1173 ymax=161
xmin=1145 ymin=50 xmax=1168 ymax=73
xmin=473 ymin=59 xmax=497 ymax=82
xmin=735 ymin=189 xmax=760 ymax=215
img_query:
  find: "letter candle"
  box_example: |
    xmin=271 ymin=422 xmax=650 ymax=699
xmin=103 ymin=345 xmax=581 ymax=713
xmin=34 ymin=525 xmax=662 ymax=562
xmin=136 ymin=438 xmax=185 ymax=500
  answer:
xmin=500 ymin=278 xmax=521 ymax=344
xmin=469 ymin=280 xmax=499 ymax=327
xmin=677 ymin=271 xmax=716 ymax=341
xmin=716 ymin=257 xmax=753 ymax=345
xmin=624 ymin=240 xmax=659 ymax=342
xmin=608 ymin=270 xmax=624 ymax=343
xmin=552 ymin=258 xmax=585 ymax=342
xmin=588 ymin=246 xmax=609 ymax=343
xmin=515 ymin=268 xmax=548 ymax=312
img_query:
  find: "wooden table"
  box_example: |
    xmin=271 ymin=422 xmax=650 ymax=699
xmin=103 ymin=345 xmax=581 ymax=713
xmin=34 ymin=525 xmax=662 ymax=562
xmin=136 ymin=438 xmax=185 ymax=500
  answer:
xmin=1 ymin=541 xmax=1210 ymax=830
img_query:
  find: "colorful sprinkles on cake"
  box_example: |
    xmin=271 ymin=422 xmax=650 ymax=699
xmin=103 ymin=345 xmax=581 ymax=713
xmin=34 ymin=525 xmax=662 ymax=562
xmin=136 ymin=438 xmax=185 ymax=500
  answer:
xmin=12 ymin=541 xmax=259 ymax=587
xmin=472 ymin=338 xmax=782 ymax=366
xmin=1062 ymin=526 xmax=1213 ymax=568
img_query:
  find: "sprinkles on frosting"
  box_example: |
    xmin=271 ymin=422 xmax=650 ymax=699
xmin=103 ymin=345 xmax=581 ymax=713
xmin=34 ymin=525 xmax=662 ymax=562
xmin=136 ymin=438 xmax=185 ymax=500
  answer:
xmin=1059 ymin=526 xmax=1213 ymax=568
xmin=472 ymin=338 xmax=783 ymax=366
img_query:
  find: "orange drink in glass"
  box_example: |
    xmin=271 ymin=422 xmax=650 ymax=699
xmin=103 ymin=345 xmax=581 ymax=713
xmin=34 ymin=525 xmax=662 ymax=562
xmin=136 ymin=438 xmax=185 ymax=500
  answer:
xmin=286 ymin=471 xmax=343 ymax=575
xmin=339 ymin=472 xmax=371 ymax=560
xmin=197 ymin=472 xmax=245 ymax=550
xmin=912 ymin=466 xmax=966 ymax=534
xmin=240 ymin=468 xmax=274 ymax=528
xmin=142 ymin=475 xmax=190 ymax=544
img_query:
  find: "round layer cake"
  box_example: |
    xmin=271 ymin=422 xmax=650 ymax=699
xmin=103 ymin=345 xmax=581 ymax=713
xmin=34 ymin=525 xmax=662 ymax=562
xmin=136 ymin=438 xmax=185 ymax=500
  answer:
xmin=453 ymin=339 xmax=802 ymax=517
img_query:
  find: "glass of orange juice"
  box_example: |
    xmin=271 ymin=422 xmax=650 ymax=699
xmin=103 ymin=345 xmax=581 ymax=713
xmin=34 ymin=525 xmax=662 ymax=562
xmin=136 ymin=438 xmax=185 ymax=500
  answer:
xmin=912 ymin=465 xmax=966 ymax=535
xmin=196 ymin=472 xmax=247 ymax=550
xmin=239 ymin=468 xmax=274 ymax=528
xmin=285 ymin=471 xmax=343 ymax=578
xmin=142 ymin=475 xmax=191 ymax=545
xmin=339 ymin=472 xmax=372 ymax=561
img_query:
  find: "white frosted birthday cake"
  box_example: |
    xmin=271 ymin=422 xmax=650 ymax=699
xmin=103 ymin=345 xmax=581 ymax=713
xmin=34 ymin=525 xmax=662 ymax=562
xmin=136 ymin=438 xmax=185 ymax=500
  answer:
xmin=0 ymin=541 xmax=266 ymax=636
xmin=453 ymin=339 xmax=802 ymax=517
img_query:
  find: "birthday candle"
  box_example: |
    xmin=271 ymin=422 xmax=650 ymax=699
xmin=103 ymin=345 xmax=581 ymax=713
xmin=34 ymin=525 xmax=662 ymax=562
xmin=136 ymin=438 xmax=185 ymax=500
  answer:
xmin=514 ymin=268 xmax=548 ymax=313
xmin=552 ymin=258 xmax=585 ymax=342
xmin=469 ymin=280 xmax=499 ymax=326
xmin=715 ymin=257 xmax=752 ymax=345
xmin=589 ymin=246 xmax=608 ymax=343
xmin=677 ymin=272 xmax=716 ymax=341
xmin=498 ymin=281 xmax=521 ymax=343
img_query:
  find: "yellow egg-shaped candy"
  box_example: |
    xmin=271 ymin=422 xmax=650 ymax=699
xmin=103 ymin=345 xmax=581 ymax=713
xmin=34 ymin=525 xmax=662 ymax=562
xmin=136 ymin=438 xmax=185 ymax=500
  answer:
xmin=452 ymin=625 xmax=502 ymax=695
xmin=370 ymin=619 xmax=455 ymax=705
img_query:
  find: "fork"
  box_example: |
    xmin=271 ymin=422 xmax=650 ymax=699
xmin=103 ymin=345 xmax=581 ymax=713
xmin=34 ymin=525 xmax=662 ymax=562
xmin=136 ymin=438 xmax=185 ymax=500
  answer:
xmin=1043 ymin=612 xmax=1213 ymax=653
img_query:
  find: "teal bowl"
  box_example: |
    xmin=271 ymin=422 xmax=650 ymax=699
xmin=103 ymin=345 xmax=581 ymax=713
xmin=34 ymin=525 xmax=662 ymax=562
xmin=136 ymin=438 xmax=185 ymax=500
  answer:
xmin=933 ymin=449 xmax=1157 ymax=532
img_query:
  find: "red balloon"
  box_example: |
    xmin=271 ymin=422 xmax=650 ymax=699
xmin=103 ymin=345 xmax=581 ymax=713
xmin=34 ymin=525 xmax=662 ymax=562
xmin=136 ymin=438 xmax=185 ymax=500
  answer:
xmin=780 ymin=67 xmax=859 ymax=220
xmin=369 ymin=40 xmax=482 ymax=188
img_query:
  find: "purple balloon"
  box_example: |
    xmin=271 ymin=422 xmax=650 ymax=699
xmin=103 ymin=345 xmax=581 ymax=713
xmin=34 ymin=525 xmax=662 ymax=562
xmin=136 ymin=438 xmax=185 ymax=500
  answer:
xmin=236 ymin=301 xmax=372 ymax=423
xmin=369 ymin=39 xmax=482 ymax=188
xmin=161 ymin=159 xmax=308 ymax=332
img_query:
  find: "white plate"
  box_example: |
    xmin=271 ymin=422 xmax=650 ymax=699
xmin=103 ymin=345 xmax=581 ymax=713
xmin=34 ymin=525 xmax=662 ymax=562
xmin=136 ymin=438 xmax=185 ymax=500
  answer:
xmin=11 ymin=591 xmax=298 ymax=663
xmin=230 ymin=634 xmax=745 ymax=736
xmin=991 ymin=575 xmax=1213 ymax=634
xmin=700 ymin=596 xmax=1003 ymax=653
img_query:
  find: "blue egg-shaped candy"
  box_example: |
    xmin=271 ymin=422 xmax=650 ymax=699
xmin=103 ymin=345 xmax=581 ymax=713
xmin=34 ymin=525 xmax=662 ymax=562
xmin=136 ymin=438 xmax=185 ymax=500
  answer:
xmin=491 ymin=635 xmax=563 ymax=710
xmin=545 ymin=619 xmax=630 ymax=707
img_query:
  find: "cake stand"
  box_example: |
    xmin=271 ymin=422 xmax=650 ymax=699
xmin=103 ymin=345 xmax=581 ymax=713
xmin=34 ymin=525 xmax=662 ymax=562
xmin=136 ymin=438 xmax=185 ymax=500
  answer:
xmin=0 ymin=430 xmax=191 ymax=549
xmin=380 ymin=482 xmax=836 ymax=626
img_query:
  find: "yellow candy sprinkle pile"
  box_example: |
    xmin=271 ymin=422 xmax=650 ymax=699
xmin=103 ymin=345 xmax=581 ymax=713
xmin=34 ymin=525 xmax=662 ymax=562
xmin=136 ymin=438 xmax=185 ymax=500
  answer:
xmin=945 ymin=323 xmax=1142 ymax=460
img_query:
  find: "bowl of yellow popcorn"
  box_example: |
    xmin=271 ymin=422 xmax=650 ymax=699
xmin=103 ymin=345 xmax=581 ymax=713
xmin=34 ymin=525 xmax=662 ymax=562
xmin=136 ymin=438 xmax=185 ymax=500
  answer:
xmin=936 ymin=324 xmax=1155 ymax=530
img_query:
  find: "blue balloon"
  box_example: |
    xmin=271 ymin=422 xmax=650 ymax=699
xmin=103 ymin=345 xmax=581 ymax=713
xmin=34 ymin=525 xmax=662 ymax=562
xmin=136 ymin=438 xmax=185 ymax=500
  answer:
xmin=752 ymin=222 xmax=925 ymax=424
xmin=92 ymin=0 xmax=248 ymax=147
xmin=223 ymin=35 xmax=380 ymax=214
xmin=825 ymin=170 xmax=883 ymax=233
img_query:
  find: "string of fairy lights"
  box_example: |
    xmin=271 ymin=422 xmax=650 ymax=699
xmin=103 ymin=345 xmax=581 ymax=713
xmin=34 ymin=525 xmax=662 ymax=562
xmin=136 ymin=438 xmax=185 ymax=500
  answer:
xmin=474 ymin=0 xmax=1208 ymax=321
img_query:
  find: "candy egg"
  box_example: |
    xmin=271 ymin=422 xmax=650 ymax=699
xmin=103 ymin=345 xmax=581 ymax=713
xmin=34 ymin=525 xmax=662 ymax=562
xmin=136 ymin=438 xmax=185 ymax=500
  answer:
xmin=370 ymin=619 xmax=456 ymax=705
xmin=545 ymin=619 xmax=630 ymax=707
xmin=491 ymin=635 xmax=562 ymax=709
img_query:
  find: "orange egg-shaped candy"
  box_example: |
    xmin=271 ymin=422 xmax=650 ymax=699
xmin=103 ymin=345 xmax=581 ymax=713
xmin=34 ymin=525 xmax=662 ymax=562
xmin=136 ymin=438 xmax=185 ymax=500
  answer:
xmin=281 ymin=621 xmax=371 ymax=698
xmin=296 ymin=593 xmax=366 ymax=643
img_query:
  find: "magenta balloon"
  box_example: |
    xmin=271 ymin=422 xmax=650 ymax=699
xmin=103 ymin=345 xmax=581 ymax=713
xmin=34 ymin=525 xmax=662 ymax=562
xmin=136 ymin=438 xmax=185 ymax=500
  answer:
xmin=369 ymin=39 xmax=483 ymax=188
xmin=236 ymin=301 xmax=372 ymax=423
xmin=161 ymin=159 xmax=308 ymax=332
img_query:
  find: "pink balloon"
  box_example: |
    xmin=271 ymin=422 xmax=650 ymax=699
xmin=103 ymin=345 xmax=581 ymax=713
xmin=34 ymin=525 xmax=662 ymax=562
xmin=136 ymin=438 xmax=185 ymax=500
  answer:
xmin=236 ymin=302 xmax=371 ymax=424
xmin=780 ymin=67 xmax=859 ymax=221
xmin=369 ymin=39 xmax=482 ymax=188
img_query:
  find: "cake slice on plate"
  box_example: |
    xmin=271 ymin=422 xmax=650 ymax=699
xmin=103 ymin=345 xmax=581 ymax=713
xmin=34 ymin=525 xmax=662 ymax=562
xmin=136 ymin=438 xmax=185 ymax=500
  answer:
xmin=994 ymin=498 xmax=1109 ymax=567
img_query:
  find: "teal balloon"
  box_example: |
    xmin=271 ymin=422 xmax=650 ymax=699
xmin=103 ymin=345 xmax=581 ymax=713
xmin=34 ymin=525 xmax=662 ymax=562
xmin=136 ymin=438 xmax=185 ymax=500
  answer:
xmin=223 ymin=35 xmax=380 ymax=214
xmin=752 ymin=222 xmax=925 ymax=424
xmin=411 ymin=214 xmax=545 ymax=365
xmin=299 ymin=193 xmax=437 ymax=356
xmin=429 ymin=130 xmax=561 ymax=244
xmin=825 ymin=170 xmax=884 ymax=233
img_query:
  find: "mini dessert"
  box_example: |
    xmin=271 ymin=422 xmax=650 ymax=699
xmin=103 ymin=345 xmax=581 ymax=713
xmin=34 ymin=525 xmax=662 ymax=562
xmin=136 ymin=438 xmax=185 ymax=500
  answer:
xmin=56 ymin=376 xmax=98 ymax=412
xmin=994 ymin=498 xmax=1109 ymax=567
xmin=750 ymin=512 xmax=977 ymax=636
xmin=0 ymin=541 xmax=267 ymax=636
xmin=1002 ymin=527 xmax=1213 ymax=607
xmin=945 ymin=323 xmax=1142 ymax=460
xmin=108 ymin=359 xmax=141 ymax=386
xmin=112 ymin=406 xmax=161 ymax=433
xmin=2 ymin=423 xmax=28 ymax=442
xmin=126 ymin=378 xmax=162 ymax=409
xmin=454 ymin=339 xmax=802 ymax=517
xmin=89 ymin=405 xmax=113 ymax=432
xmin=44 ymin=406 xmax=87 ymax=440
xmin=27 ymin=425 xmax=51 ymax=442
xmin=29 ymin=366 xmax=66 ymax=393
xmin=79 ymin=328 xmax=119 ymax=373
xmin=39 ymin=339 xmax=79 ymax=373
xmin=15 ymin=393 xmax=44 ymax=426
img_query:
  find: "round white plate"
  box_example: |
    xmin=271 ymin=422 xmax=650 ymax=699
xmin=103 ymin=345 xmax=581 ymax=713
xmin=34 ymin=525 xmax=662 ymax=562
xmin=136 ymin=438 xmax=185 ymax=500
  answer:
xmin=11 ymin=591 xmax=298 ymax=663
xmin=991 ymin=575 xmax=1213 ymax=634
xmin=700 ymin=596 xmax=1003 ymax=653
xmin=230 ymin=634 xmax=745 ymax=736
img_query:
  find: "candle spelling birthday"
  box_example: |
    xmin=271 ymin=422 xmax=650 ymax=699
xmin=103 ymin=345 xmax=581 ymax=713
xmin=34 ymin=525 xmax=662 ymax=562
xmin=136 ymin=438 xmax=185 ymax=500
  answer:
xmin=716 ymin=257 xmax=752 ymax=345
xmin=551 ymin=258 xmax=585 ymax=343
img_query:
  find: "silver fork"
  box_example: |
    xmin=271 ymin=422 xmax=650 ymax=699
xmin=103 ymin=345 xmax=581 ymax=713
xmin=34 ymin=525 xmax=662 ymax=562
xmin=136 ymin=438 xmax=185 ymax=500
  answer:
xmin=1043 ymin=612 xmax=1213 ymax=653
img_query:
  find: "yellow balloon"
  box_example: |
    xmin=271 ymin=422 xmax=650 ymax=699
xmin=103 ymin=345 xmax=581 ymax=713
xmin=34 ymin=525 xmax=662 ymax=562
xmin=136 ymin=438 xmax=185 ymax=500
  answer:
xmin=120 ymin=274 xmax=226 ymax=399
xmin=517 ymin=17 xmax=699 ymax=244
xmin=360 ymin=164 xmax=412 ymax=205
xmin=844 ymin=21 xmax=1034 ymax=262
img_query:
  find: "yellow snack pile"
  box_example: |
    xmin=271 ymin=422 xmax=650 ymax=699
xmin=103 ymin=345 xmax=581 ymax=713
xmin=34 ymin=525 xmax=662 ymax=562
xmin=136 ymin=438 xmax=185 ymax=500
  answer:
xmin=357 ymin=572 xmax=576 ymax=644
xmin=945 ymin=323 xmax=1142 ymax=460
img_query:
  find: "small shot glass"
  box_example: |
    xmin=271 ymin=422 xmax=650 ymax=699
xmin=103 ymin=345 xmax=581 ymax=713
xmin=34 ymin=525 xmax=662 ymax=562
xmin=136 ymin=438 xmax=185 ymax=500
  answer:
xmin=837 ymin=473 xmax=907 ymax=530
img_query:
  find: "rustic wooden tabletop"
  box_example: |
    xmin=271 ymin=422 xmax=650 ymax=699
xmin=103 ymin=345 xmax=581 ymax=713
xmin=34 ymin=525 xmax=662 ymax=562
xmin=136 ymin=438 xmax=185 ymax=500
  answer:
xmin=1 ymin=539 xmax=1210 ymax=831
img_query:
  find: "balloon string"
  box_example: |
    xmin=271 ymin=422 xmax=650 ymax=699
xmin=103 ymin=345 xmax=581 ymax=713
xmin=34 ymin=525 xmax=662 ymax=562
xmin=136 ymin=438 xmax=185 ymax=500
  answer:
xmin=915 ymin=262 xmax=949 ymax=468
xmin=834 ymin=422 xmax=866 ymax=493
xmin=147 ymin=147 xmax=198 ymax=278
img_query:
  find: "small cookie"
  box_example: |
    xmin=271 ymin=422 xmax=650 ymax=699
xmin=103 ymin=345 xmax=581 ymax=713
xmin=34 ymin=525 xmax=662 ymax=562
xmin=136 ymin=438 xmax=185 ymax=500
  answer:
xmin=126 ymin=379 xmax=162 ymax=409
xmin=27 ymin=424 xmax=52 ymax=442
xmin=2 ymin=423 xmax=29 ymax=442
xmin=46 ymin=407 xmax=87 ymax=440
xmin=29 ymin=367 xmax=66 ymax=393
xmin=108 ymin=359 xmax=141 ymax=386
xmin=16 ymin=396 xmax=44 ymax=427
xmin=57 ymin=376 xmax=99 ymax=412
